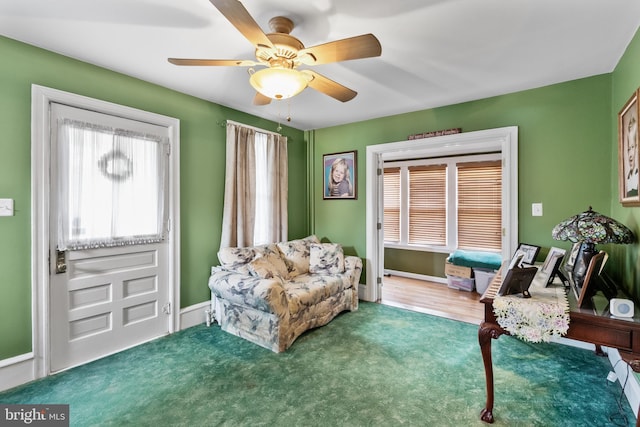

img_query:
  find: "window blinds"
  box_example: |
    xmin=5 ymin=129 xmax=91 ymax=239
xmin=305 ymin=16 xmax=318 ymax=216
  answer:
xmin=457 ymin=160 xmax=502 ymax=250
xmin=383 ymin=167 xmax=401 ymax=242
xmin=408 ymin=164 xmax=447 ymax=245
xmin=382 ymin=157 xmax=502 ymax=252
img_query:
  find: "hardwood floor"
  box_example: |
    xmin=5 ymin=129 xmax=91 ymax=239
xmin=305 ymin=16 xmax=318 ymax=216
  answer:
xmin=380 ymin=275 xmax=484 ymax=325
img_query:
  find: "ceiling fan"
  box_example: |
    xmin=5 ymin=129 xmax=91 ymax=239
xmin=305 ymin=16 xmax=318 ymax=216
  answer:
xmin=168 ymin=0 xmax=382 ymax=105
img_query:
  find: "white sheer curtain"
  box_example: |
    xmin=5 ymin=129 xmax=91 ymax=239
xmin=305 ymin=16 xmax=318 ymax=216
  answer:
xmin=220 ymin=122 xmax=288 ymax=248
xmin=57 ymin=118 xmax=168 ymax=250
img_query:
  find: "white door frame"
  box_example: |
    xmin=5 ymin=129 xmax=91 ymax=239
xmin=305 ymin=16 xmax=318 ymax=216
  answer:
xmin=364 ymin=126 xmax=518 ymax=302
xmin=31 ymin=85 xmax=181 ymax=378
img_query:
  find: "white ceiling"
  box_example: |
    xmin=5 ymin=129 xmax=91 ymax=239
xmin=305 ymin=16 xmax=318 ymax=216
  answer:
xmin=1 ymin=0 xmax=639 ymax=130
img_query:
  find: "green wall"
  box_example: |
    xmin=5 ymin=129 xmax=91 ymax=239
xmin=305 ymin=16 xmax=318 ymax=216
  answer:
xmin=384 ymin=249 xmax=448 ymax=278
xmin=311 ymin=74 xmax=612 ymax=280
xmin=3 ymin=25 xmax=640 ymax=362
xmin=0 ymin=36 xmax=306 ymax=360
xmin=610 ymin=28 xmax=640 ymax=297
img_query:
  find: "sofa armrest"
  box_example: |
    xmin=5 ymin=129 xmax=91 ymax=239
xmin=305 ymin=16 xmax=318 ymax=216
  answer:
xmin=344 ymin=256 xmax=363 ymax=288
xmin=208 ymin=268 xmax=288 ymax=315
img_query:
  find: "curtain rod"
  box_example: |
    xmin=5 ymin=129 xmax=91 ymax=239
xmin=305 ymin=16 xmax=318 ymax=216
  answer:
xmin=218 ymin=119 xmax=283 ymax=137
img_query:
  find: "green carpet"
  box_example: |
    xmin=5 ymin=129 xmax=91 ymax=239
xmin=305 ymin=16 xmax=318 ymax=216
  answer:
xmin=0 ymin=302 xmax=635 ymax=426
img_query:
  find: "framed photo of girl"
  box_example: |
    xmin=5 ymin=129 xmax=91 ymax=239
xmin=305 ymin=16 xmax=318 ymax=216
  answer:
xmin=618 ymin=89 xmax=640 ymax=206
xmin=323 ymin=150 xmax=357 ymax=199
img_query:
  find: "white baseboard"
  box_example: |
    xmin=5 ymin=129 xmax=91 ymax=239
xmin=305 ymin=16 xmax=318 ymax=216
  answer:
xmin=0 ymin=353 xmax=35 ymax=393
xmin=553 ymin=336 xmax=598 ymax=352
xmin=607 ymin=348 xmax=640 ymax=417
xmin=179 ymin=300 xmax=211 ymax=330
xmin=384 ymin=269 xmax=447 ymax=284
xmin=359 ymin=269 xmax=447 ymax=300
xmin=552 ymin=339 xmax=639 ymax=417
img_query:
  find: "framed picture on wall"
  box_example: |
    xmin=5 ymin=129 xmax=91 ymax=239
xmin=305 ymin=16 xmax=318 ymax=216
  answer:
xmin=323 ymin=151 xmax=357 ymax=199
xmin=618 ymin=89 xmax=640 ymax=206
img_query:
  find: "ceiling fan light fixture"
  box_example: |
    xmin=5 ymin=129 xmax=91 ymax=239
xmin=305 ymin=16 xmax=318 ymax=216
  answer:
xmin=249 ymin=68 xmax=309 ymax=100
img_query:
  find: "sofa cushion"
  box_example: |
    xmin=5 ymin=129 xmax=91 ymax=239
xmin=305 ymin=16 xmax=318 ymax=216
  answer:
xmin=248 ymin=256 xmax=286 ymax=281
xmin=276 ymin=235 xmax=320 ymax=278
xmin=309 ymin=243 xmax=345 ymax=274
xmin=218 ymin=243 xmax=289 ymax=277
xmin=284 ymin=274 xmax=351 ymax=315
xmin=217 ymin=246 xmax=257 ymax=274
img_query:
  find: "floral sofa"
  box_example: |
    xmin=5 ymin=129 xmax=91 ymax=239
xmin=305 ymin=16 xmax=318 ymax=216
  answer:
xmin=208 ymin=235 xmax=362 ymax=352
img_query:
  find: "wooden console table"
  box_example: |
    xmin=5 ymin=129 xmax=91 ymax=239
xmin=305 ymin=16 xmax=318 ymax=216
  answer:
xmin=479 ymin=269 xmax=640 ymax=424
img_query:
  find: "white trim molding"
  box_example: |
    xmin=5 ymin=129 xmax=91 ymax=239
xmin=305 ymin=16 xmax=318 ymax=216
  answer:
xmin=0 ymin=353 xmax=35 ymax=393
xmin=30 ymin=84 xmax=181 ymax=380
xmin=180 ymin=301 xmax=212 ymax=330
xmin=383 ymin=269 xmax=446 ymax=285
xmin=608 ymin=348 xmax=640 ymax=417
xmin=365 ymin=126 xmax=518 ymax=302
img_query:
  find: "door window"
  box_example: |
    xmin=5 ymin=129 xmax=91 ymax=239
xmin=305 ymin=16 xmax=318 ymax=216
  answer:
xmin=53 ymin=105 xmax=168 ymax=250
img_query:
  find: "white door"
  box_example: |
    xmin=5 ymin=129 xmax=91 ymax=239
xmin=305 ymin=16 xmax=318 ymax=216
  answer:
xmin=48 ymin=103 xmax=171 ymax=372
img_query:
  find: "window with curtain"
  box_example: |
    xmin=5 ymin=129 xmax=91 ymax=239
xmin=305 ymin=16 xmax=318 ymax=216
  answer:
xmin=56 ymin=118 xmax=168 ymax=250
xmin=253 ymin=132 xmax=269 ymax=245
xmin=220 ymin=122 xmax=288 ymax=248
xmin=383 ymin=154 xmax=501 ymax=252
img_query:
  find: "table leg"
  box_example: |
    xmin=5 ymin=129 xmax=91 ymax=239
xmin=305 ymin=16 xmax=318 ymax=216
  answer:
xmin=479 ymin=321 xmax=507 ymax=423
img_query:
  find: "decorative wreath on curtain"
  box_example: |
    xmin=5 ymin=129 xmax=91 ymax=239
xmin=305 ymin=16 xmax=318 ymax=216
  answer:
xmin=98 ymin=150 xmax=133 ymax=182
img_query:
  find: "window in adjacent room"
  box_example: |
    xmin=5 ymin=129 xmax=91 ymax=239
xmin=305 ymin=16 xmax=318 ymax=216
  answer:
xmin=382 ymin=167 xmax=401 ymax=243
xmin=456 ymin=160 xmax=502 ymax=251
xmin=383 ymin=153 xmax=502 ymax=253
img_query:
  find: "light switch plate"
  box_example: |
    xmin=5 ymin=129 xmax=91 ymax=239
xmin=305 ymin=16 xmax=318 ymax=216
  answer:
xmin=0 ymin=199 xmax=14 ymax=216
xmin=532 ymin=203 xmax=543 ymax=217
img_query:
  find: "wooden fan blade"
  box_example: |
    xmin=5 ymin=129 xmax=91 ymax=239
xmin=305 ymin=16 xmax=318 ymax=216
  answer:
xmin=303 ymin=70 xmax=357 ymax=102
xmin=168 ymin=58 xmax=257 ymax=66
xmin=253 ymin=92 xmax=272 ymax=106
xmin=299 ymin=34 xmax=381 ymax=65
xmin=209 ymin=0 xmax=274 ymax=49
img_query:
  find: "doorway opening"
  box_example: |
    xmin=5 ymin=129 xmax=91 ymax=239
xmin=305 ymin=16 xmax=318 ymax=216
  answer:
xmin=364 ymin=127 xmax=518 ymax=320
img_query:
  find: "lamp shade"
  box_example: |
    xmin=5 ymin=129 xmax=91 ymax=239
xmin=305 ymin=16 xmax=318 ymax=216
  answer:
xmin=551 ymin=206 xmax=634 ymax=244
xmin=249 ymin=68 xmax=310 ymax=100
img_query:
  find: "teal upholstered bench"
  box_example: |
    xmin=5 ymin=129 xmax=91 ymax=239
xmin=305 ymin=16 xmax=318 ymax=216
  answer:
xmin=447 ymin=249 xmax=502 ymax=270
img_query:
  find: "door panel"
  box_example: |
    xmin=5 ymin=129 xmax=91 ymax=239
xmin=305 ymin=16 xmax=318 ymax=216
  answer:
xmin=50 ymin=245 xmax=168 ymax=372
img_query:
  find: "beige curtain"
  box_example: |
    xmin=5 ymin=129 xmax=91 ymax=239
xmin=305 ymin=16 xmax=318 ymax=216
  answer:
xmin=263 ymin=132 xmax=288 ymax=243
xmin=220 ymin=122 xmax=288 ymax=248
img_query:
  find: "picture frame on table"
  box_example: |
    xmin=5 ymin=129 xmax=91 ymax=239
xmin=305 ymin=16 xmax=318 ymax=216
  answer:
xmin=539 ymin=247 xmax=566 ymax=286
xmin=575 ymin=251 xmax=607 ymax=308
xmin=515 ymin=243 xmax=541 ymax=265
xmin=508 ymin=251 xmax=525 ymax=270
xmin=563 ymin=242 xmax=582 ymax=271
xmin=323 ymin=151 xmax=357 ymax=199
xmin=618 ymin=89 xmax=640 ymax=206
xmin=497 ymin=264 xmax=538 ymax=298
